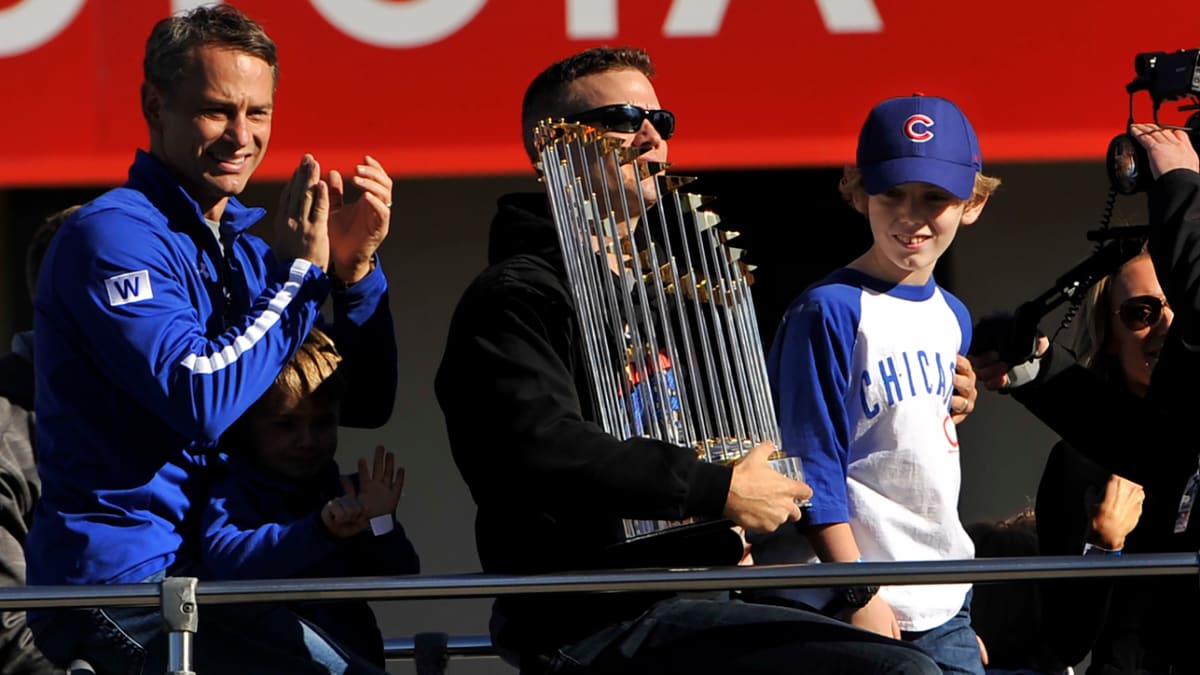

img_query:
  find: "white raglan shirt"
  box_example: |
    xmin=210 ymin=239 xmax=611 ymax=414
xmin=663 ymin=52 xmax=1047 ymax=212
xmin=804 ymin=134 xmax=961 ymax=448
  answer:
xmin=755 ymin=268 xmax=974 ymax=631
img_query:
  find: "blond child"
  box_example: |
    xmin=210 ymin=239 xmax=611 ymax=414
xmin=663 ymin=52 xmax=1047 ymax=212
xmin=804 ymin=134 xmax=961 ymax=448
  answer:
xmin=754 ymin=95 xmax=1000 ymax=674
xmin=203 ymin=329 xmax=418 ymax=668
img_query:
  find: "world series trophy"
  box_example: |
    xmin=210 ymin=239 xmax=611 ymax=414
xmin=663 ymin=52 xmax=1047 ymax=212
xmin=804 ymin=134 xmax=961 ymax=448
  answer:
xmin=534 ymin=120 xmax=807 ymax=541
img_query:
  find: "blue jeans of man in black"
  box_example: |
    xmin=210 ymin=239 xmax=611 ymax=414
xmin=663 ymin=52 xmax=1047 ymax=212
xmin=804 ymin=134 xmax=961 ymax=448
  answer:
xmin=536 ymin=596 xmax=941 ymax=675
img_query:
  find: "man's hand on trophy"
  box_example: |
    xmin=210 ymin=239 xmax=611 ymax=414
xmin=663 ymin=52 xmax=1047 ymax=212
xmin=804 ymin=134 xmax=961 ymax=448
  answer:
xmin=724 ymin=441 xmax=811 ymax=534
xmin=1129 ymin=123 xmax=1200 ymax=180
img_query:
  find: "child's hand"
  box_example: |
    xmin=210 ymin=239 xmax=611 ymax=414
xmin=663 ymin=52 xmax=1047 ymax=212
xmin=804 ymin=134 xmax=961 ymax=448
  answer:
xmin=321 ymin=495 xmax=368 ymax=538
xmin=350 ymin=445 xmax=405 ymax=519
xmin=842 ymin=595 xmax=900 ymax=639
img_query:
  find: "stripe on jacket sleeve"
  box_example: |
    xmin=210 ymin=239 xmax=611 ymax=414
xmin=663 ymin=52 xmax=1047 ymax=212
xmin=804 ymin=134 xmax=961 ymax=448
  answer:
xmin=180 ymin=259 xmax=314 ymax=374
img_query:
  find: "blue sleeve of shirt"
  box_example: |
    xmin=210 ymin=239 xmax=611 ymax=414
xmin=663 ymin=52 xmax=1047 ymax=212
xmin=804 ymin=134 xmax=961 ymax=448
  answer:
xmin=767 ymin=287 xmax=860 ymax=525
xmin=323 ymin=258 xmax=397 ymax=429
xmin=43 ymin=209 xmax=328 ymax=445
xmin=202 ymin=480 xmax=338 ymax=580
xmin=941 ymin=287 xmax=973 ymax=415
xmin=941 ymin=287 xmax=973 ymax=356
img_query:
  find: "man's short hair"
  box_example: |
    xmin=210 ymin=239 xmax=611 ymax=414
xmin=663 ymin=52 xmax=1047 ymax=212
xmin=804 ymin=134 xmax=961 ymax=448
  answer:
xmin=26 ymin=205 xmax=79 ymax=302
xmin=143 ymin=4 xmax=278 ymax=102
xmin=520 ymin=46 xmax=655 ymax=164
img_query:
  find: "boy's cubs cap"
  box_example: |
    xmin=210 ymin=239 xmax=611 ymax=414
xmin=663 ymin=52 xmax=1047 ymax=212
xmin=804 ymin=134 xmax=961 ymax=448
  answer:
xmin=857 ymin=95 xmax=981 ymax=200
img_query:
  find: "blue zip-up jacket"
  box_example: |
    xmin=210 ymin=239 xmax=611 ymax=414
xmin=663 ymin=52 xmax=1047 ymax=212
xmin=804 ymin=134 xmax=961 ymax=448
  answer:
xmin=202 ymin=456 xmax=419 ymax=666
xmin=27 ymin=150 xmax=397 ymax=586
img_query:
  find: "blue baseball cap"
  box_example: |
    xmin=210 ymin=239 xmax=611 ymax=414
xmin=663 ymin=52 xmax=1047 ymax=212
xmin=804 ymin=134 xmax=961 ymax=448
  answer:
xmin=856 ymin=95 xmax=982 ymax=200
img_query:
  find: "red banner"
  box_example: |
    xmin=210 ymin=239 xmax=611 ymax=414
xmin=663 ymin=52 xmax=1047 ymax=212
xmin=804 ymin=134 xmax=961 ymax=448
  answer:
xmin=0 ymin=0 xmax=1197 ymax=187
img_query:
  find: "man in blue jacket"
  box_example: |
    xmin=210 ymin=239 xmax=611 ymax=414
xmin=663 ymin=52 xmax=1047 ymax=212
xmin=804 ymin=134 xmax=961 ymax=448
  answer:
xmin=25 ymin=5 xmax=396 ymax=674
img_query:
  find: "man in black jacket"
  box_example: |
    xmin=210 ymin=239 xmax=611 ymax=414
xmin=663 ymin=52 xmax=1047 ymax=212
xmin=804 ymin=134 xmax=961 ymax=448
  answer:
xmin=435 ymin=46 xmax=941 ymax=675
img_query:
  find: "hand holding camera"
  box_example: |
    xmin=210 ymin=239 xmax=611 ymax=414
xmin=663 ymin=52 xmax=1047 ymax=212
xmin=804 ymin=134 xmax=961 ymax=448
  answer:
xmin=968 ymin=313 xmax=1048 ymax=390
xmin=1129 ymin=123 xmax=1200 ymax=180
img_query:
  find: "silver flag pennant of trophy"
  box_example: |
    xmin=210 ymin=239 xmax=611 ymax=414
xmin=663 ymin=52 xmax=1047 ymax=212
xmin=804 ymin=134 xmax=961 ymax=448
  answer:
xmin=535 ymin=120 xmax=806 ymax=541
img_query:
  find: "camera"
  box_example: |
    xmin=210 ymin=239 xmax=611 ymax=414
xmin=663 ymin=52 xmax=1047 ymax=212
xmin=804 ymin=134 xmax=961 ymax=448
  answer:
xmin=1106 ymin=49 xmax=1200 ymax=195
xmin=1128 ymin=50 xmax=1200 ymax=101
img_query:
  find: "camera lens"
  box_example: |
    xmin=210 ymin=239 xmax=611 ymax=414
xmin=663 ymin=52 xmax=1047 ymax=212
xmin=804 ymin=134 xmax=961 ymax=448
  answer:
xmin=1106 ymin=134 xmax=1150 ymax=195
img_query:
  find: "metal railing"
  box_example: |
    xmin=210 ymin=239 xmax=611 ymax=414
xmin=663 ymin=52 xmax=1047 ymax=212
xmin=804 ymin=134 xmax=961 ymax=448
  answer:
xmin=2 ymin=553 xmax=1195 ymax=673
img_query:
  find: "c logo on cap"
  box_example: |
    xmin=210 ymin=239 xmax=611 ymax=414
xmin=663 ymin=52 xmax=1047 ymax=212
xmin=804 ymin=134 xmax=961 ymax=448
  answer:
xmin=904 ymin=114 xmax=934 ymax=143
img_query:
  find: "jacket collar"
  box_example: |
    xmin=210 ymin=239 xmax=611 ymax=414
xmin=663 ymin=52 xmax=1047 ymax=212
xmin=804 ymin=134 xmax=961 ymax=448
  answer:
xmin=126 ymin=149 xmax=266 ymax=238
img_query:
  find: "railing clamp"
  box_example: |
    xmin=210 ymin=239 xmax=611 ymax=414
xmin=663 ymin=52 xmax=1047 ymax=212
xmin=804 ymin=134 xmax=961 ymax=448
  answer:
xmin=161 ymin=576 xmax=199 ymax=675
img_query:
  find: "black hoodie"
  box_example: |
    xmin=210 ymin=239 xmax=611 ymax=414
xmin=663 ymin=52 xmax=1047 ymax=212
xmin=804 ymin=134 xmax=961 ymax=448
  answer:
xmin=435 ymin=193 xmax=740 ymax=657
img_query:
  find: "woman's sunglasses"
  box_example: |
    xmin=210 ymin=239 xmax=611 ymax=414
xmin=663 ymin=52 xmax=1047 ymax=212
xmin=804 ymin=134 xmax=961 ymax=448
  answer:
xmin=1116 ymin=295 xmax=1169 ymax=331
xmin=567 ymin=104 xmax=676 ymax=140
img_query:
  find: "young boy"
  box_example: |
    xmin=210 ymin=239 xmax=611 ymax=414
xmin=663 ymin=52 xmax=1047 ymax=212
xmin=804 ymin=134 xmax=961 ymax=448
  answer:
xmin=751 ymin=95 xmax=1000 ymax=674
xmin=202 ymin=329 xmax=419 ymax=669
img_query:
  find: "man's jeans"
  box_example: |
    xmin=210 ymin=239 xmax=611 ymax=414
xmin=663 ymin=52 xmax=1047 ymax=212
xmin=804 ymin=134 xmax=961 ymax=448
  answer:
xmin=541 ymin=596 xmax=941 ymax=675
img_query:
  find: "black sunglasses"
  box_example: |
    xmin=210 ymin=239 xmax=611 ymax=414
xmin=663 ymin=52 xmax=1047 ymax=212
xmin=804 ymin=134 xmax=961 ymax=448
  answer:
xmin=567 ymin=104 xmax=675 ymax=140
xmin=1116 ymin=295 xmax=1169 ymax=331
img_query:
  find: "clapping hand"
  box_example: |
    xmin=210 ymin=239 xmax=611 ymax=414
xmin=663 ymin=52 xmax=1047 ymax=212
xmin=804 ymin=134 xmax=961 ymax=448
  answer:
xmin=321 ymin=494 xmax=367 ymax=538
xmin=275 ymin=154 xmax=330 ymax=270
xmin=321 ymin=446 xmax=405 ymax=538
xmin=327 ymin=156 xmax=393 ymax=284
xmin=348 ymin=445 xmax=405 ymax=520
